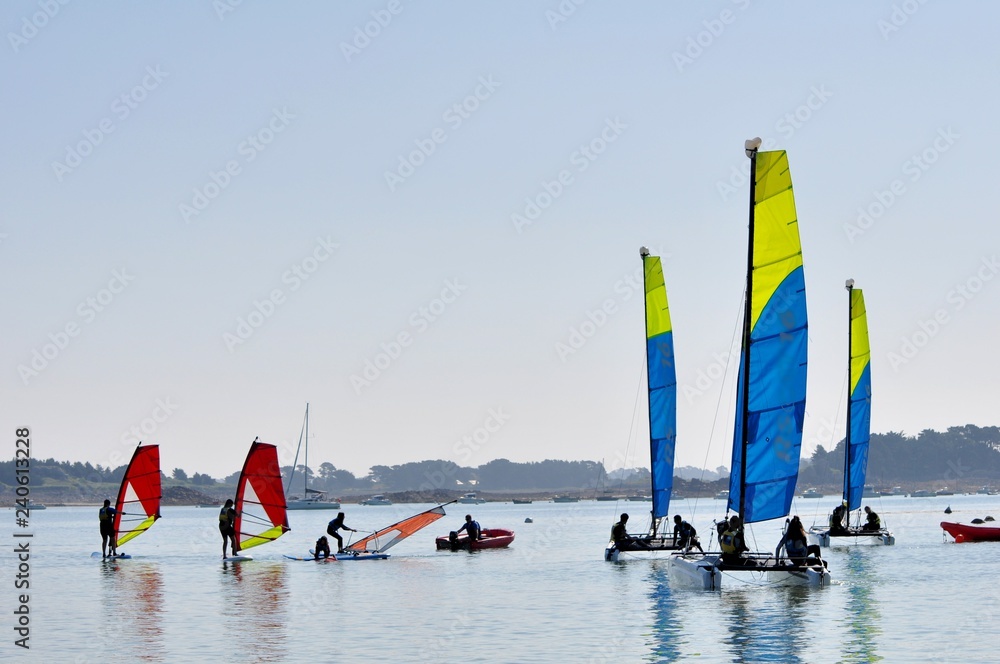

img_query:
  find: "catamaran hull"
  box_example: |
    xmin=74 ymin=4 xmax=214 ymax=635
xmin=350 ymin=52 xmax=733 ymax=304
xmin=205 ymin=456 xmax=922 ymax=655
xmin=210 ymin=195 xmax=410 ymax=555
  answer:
xmin=667 ymin=553 xmax=831 ymax=589
xmin=667 ymin=554 xmax=720 ymax=590
xmin=809 ymin=527 xmax=895 ymax=547
xmin=286 ymin=501 xmax=341 ymax=510
xmin=604 ymin=538 xmax=685 ymax=562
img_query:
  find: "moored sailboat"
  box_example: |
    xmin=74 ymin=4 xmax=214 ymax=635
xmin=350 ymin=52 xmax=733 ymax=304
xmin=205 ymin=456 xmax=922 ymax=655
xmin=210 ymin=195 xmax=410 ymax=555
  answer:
xmin=810 ymin=283 xmax=894 ymax=547
xmin=228 ymin=439 xmax=290 ymax=561
xmin=285 ymin=404 xmax=340 ymax=510
xmin=668 ymin=140 xmax=829 ymax=589
xmin=605 ymin=248 xmax=681 ymax=561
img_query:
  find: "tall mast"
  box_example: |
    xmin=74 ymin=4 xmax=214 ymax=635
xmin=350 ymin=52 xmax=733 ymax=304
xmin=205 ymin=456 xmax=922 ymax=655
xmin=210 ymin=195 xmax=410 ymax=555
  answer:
xmin=844 ymin=280 xmax=854 ymax=509
xmin=639 ymin=246 xmax=657 ymax=535
xmin=304 ymin=402 xmax=310 ymax=495
xmin=739 ymin=138 xmax=761 ymax=521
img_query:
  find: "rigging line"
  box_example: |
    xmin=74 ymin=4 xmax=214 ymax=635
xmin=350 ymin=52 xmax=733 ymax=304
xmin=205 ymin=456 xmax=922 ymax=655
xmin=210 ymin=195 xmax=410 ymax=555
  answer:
xmin=609 ymin=352 xmax=647 ymax=522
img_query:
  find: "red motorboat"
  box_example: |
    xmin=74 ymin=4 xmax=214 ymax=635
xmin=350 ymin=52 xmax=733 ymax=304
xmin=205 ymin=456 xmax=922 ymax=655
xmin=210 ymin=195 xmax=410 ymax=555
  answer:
xmin=941 ymin=521 xmax=1000 ymax=543
xmin=436 ymin=528 xmax=514 ymax=551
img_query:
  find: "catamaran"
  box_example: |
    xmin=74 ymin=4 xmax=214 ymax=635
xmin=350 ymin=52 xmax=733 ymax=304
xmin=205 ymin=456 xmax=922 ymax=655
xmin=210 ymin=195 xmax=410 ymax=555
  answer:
xmin=668 ymin=140 xmax=830 ymax=589
xmin=809 ymin=281 xmax=894 ymax=547
xmin=285 ymin=403 xmax=340 ymax=510
xmin=94 ymin=443 xmax=161 ymax=559
xmin=605 ymin=248 xmax=681 ymax=562
xmin=227 ymin=439 xmax=290 ymax=561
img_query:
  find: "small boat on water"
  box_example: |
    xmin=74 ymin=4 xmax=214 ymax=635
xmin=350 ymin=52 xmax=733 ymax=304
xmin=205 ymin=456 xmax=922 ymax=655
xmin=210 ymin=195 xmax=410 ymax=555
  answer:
xmin=436 ymin=528 xmax=515 ymax=551
xmin=361 ymin=494 xmax=393 ymax=506
xmin=714 ymin=490 xmax=729 ymax=501
xmin=512 ymin=498 xmax=533 ymax=504
xmin=800 ymin=488 xmax=823 ymax=499
xmin=552 ymin=495 xmax=579 ymax=503
xmin=27 ymin=501 xmax=46 ymax=510
xmin=626 ymin=495 xmax=652 ymax=502
xmin=911 ymin=490 xmax=934 ymax=497
xmin=458 ymin=492 xmax=486 ymax=504
xmin=941 ymin=520 xmax=1000 ymax=543
xmin=936 ymin=488 xmax=955 ymax=496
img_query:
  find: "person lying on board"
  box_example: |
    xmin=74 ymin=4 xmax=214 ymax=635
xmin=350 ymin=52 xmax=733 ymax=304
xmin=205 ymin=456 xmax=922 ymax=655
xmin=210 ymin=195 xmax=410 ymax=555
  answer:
xmin=672 ymin=515 xmax=704 ymax=552
xmin=314 ymin=536 xmax=332 ymax=559
xmin=327 ymin=512 xmax=357 ymax=553
xmin=775 ymin=516 xmax=826 ymax=568
xmin=220 ymin=499 xmax=239 ymax=558
xmin=99 ymin=499 xmax=118 ymax=558
xmin=861 ymin=506 xmax=881 ymax=532
xmin=457 ymin=514 xmax=482 ymax=540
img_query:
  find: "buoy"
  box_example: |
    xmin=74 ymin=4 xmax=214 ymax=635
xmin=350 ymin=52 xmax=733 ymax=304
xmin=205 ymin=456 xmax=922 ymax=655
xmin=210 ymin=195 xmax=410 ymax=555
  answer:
xmin=955 ymin=533 xmax=965 ymax=543
xmin=524 ymin=517 xmax=533 ymax=523
xmin=944 ymin=506 xmax=952 ymax=514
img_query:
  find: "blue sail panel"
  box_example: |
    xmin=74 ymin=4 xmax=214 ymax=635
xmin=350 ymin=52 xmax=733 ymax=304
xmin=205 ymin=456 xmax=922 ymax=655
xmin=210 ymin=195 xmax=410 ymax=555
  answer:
xmin=643 ymin=254 xmax=676 ymax=521
xmin=846 ymin=363 xmax=871 ymax=510
xmin=730 ymin=266 xmax=808 ymax=524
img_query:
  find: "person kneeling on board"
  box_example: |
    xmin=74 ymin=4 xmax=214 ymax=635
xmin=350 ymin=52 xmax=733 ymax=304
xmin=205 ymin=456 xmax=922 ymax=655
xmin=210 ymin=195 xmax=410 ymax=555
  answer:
xmin=672 ymin=515 xmax=704 ymax=552
xmin=314 ymin=536 xmax=332 ymax=559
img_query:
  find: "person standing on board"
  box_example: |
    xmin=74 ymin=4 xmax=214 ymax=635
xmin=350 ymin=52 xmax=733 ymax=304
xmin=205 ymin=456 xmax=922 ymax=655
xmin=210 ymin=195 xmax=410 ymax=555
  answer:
xmin=861 ymin=506 xmax=881 ymax=531
xmin=220 ymin=499 xmax=238 ymax=558
xmin=99 ymin=499 xmax=118 ymax=558
xmin=327 ymin=512 xmax=357 ymax=553
xmin=672 ymin=515 xmax=703 ymax=552
xmin=457 ymin=514 xmax=482 ymax=541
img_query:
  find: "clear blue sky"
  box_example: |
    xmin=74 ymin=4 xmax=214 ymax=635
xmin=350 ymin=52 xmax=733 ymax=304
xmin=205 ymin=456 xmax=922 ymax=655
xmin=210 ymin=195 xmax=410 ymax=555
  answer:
xmin=4 ymin=2 xmax=999 ymax=480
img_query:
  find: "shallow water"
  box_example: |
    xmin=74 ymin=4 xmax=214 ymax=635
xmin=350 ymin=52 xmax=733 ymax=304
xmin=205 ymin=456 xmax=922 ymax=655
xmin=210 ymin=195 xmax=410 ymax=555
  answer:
xmin=3 ymin=494 xmax=996 ymax=662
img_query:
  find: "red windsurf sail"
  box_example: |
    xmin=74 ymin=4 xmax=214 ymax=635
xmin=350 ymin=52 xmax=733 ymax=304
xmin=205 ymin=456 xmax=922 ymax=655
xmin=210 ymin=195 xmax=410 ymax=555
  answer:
xmin=114 ymin=444 xmax=161 ymax=548
xmin=348 ymin=504 xmax=450 ymax=553
xmin=235 ymin=440 xmax=290 ymax=551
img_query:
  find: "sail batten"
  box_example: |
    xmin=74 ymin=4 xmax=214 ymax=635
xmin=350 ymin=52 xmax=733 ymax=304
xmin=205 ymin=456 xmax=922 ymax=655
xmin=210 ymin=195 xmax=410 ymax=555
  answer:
xmin=114 ymin=444 xmax=161 ymax=548
xmin=235 ymin=441 xmax=290 ymax=551
xmin=845 ymin=288 xmax=871 ymax=511
xmin=729 ymin=149 xmax=808 ymax=525
xmin=643 ymin=253 xmax=676 ymax=520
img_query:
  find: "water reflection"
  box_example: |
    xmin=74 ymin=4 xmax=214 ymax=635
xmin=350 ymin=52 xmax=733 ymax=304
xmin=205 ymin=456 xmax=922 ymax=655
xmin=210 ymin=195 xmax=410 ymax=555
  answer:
xmin=645 ymin=560 xmax=683 ymax=662
xmin=841 ymin=548 xmax=883 ymax=663
xmin=719 ymin=588 xmax=810 ymax=663
xmin=99 ymin=562 xmax=166 ymax=662
xmin=219 ymin=561 xmax=289 ymax=662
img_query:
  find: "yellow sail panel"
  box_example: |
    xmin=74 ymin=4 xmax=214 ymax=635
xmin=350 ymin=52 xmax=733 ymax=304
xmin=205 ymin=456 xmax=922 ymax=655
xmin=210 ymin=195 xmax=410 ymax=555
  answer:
xmin=240 ymin=525 xmax=288 ymax=551
xmin=750 ymin=151 xmax=803 ymax=331
xmin=117 ymin=514 xmax=157 ymax=547
xmin=644 ymin=256 xmax=672 ymax=338
xmin=850 ymin=289 xmax=870 ymax=395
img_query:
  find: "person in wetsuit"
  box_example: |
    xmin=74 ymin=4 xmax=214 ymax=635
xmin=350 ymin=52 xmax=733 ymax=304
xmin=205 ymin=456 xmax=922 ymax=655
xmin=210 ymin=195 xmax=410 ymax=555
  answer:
xmin=314 ymin=535 xmax=331 ymax=559
xmin=220 ymin=499 xmax=238 ymax=558
xmin=719 ymin=515 xmax=751 ymax=566
xmin=672 ymin=515 xmax=704 ymax=552
xmin=100 ymin=499 xmax=118 ymax=558
xmin=327 ymin=512 xmax=357 ymax=553
xmin=862 ymin=506 xmax=881 ymax=532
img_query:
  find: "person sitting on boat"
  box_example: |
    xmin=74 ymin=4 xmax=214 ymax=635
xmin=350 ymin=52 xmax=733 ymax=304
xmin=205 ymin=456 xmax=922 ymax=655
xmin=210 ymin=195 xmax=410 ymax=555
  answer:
xmin=862 ymin=506 xmax=881 ymax=532
xmin=457 ymin=514 xmax=482 ymax=540
xmin=775 ymin=516 xmax=825 ymax=568
xmin=314 ymin=536 xmax=331 ymax=559
xmin=220 ymin=499 xmax=238 ymax=558
xmin=99 ymin=499 xmax=118 ymax=558
xmin=672 ymin=515 xmax=703 ymax=552
xmin=719 ymin=515 xmax=752 ymax=566
xmin=327 ymin=512 xmax=357 ymax=553
xmin=830 ymin=502 xmax=848 ymax=534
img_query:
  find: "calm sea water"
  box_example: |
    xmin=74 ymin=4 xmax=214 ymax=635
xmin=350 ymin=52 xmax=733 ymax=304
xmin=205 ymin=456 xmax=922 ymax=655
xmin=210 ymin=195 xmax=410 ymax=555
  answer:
xmin=3 ymin=494 xmax=997 ymax=662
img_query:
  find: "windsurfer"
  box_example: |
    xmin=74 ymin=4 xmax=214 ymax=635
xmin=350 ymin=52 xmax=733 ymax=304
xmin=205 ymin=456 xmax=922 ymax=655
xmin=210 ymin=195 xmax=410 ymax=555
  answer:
xmin=327 ymin=512 xmax=357 ymax=553
xmin=862 ymin=506 xmax=881 ymax=532
xmin=99 ymin=499 xmax=118 ymax=558
xmin=314 ymin=536 xmax=331 ymax=559
xmin=220 ymin=499 xmax=238 ymax=557
xmin=457 ymin=514 xmax=482 ymax=541
xmin=672 ymin=515 xmax=703 ymax=552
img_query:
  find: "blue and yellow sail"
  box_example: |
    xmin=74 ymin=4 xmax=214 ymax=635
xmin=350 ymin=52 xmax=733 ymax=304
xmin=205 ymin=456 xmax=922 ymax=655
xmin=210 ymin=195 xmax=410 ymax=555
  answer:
xmin=729 ymin=150 xmax=808 ymax=524
xmin=643 ymin=252 xmax=676 ymax=520
xmin=845 ymin=287 xmax=871 ymax=511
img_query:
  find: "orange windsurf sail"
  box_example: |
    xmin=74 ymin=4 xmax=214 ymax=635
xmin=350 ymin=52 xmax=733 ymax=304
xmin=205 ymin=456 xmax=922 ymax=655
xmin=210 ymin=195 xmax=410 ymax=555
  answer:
xmin=348 ymin=504 xmax=450 ymax=553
